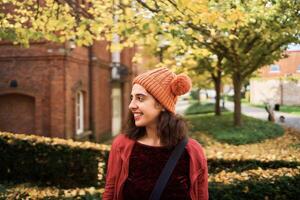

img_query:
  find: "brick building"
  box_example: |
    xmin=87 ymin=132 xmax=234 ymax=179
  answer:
xmin=250 ymin=50 xmax=300 ymax=106
xmin=0 ymin=41 xmax=137 ymax=142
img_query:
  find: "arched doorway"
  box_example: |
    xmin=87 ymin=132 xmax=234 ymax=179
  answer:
xmin=0 ymin=94 xmax=35 ymax=134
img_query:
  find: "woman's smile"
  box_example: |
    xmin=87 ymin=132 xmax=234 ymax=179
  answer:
xmin=133 ymin=112 xmax=143 ymax=121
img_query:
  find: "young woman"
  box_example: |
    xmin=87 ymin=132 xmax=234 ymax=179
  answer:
xmin=103 ymin=67 xmax=208 ymax=200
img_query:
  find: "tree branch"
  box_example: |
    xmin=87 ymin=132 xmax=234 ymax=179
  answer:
xmin=136 ymin=0 xmax=160 ymax=12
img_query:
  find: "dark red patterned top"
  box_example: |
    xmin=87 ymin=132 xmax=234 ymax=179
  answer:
xmin=123 ymin=141 xmax=191 ymax=200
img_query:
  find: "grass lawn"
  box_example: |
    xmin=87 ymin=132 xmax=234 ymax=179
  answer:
xmin=185 ymin=102 xmax=227 ymax=115
xmin=185 ymin=103 xmax=284 ymax=145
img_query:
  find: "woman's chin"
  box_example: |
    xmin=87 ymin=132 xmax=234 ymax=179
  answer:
xmin=134 ymin=121 xmax=145 ymax=127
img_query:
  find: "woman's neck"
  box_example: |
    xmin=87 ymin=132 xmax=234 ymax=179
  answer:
xmin=138 ymin=126 xmax=162 ymax=146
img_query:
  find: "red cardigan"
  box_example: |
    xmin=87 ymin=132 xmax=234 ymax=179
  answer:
xmin=103 ymin=134 xmax=209 ymax=200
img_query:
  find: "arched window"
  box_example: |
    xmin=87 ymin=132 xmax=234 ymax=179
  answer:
xmin=269 ymin=64 xmax=280 ymax=73
xmin=75 ymin=91 xmax=84 ymax=135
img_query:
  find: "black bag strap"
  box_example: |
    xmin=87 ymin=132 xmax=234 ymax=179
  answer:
xmin=149 ymin=137 xmax=188 ymax=200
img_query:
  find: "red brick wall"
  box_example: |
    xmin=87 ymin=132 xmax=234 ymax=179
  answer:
xmin=91 ymin=64 xmax=112 ymax=141
xmin=121 ymin=47 xmax=136 ymax=126
xmin=90 ymin=42 xmax=112 ymax=141
xmin=0 ymin=42 xmax=89 ymax=139
xmin=0 ymin=41 xmax=136 ymax=142
xmin=64 ymin=48 xmax=90 ymax=139
xmin=0 ymin=43 xmax=64 ymax=137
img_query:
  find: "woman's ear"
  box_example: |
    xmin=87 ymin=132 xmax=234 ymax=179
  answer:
xmin=154 ymin=101 xmax=165 ymax=111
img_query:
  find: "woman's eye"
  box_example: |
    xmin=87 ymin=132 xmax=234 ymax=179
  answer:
xmin=138 ymin=97 xmax=143 ymax=101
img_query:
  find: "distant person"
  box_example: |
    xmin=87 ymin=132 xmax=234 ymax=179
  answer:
xmin=103 ymin=67 xmax=208 ymax=200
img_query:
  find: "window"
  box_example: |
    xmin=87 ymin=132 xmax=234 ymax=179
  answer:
xmin=297 ymin=65 xmax=300 ymax=73
xmin=269 ymin=64 xmax=280 ymax=73
xmin=75 ymin=91 xmax=84 ymax=135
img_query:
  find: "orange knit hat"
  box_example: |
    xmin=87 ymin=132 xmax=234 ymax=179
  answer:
xmin=132 ymin=67 xmax=192 ymax=113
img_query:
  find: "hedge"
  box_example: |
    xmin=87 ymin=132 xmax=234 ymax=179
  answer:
xmin=0 ymin=132 xmax=110 ymax=188
xmin=1 ymin=131 xmax=300 ymax=199
xmin=209 ymin=175 xmax=300 ymax=200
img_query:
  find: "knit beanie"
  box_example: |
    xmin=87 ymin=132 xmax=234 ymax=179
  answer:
xmin=132 ymin=67 xmax=192 ymax=113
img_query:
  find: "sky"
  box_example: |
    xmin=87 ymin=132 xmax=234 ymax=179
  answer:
xmin=288 ymin=44 xmax=300 ymax=50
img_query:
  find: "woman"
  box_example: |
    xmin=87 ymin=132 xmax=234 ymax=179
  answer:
xmin=103 ymin=67 xmax=208 ymax=200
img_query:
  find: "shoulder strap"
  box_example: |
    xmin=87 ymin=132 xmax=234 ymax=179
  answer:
xmin=149 ymin=137 xmax=188 ymax=200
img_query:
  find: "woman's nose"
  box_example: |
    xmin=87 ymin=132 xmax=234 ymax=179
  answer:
xmin=129 ymin=99 xmax=137 ymax=110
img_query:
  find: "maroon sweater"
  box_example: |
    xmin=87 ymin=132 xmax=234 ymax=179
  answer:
xmin=123 ymin=141 xmax=191 ymax=200
xmin=103 ymin=134 xmax=208 ymax=200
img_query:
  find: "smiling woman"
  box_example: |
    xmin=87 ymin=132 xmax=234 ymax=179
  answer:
xmin=103 ymin=67 xmax=209 ymax=200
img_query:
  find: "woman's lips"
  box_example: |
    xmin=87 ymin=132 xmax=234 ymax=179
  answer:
xmin=133 ymin=113 xmax=143 ymax=121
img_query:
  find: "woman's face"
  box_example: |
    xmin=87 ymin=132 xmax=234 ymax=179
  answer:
xmin=129 ymin=84 xmax=164 ymax=128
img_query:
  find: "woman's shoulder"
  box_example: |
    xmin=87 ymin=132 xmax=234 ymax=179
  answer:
xmin=111 ymin=133 xmax=135 ymax=148
xmin=186 ymin=138 xmax=206 ymax=159
xmin=187 ymin=138 xmax=204 ymax=149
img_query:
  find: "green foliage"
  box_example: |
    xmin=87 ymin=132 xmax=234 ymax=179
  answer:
xmin=0 ymin=132 xmax=110 ymax=188
xmin=185 ymin=112 xmax=284 ymax=145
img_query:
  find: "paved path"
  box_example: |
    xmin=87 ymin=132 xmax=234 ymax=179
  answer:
xmin=225 ymin=101 xmax=300 ymax=131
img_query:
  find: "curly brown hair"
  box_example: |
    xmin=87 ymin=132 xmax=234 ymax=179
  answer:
xmin=123 ymin=110 xmax=189 ymax=147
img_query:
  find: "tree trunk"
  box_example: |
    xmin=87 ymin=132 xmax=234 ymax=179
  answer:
xmin=232 ymin=72 xmax=242 ymax=126
xmin=213 ymin=71 xmax=222 ymax=116
xmin=197 ymin=88 xmax=201 ymax=104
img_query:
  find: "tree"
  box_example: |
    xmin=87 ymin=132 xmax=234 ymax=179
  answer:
xmin=196 ymin=54 xmax=224 ymax=116
xmin=0 ymin=0 xmax=116 ymax=47
xmin=115 ymin=0 xmax=300 ymax=126
xmin=195 ymin=0 xmax=300 ymax=126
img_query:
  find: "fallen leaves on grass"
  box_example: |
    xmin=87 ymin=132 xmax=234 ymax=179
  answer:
xmin=195 ymin=128 xmax=300 ymax=162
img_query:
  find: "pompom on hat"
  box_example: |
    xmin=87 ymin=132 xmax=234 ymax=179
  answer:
xmin=132 ymin=67 xmax=192 ymax=113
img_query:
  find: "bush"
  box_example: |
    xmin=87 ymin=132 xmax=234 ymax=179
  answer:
xmin=208 ymin=158 xmax=300 ymax=200
xmin=185 ymin=112 xmax=284 ymax=145
xmin=0 ymin=132 xmax=110 ymax=188
xmin=208 ymin=159 xmax=300 ymax=174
